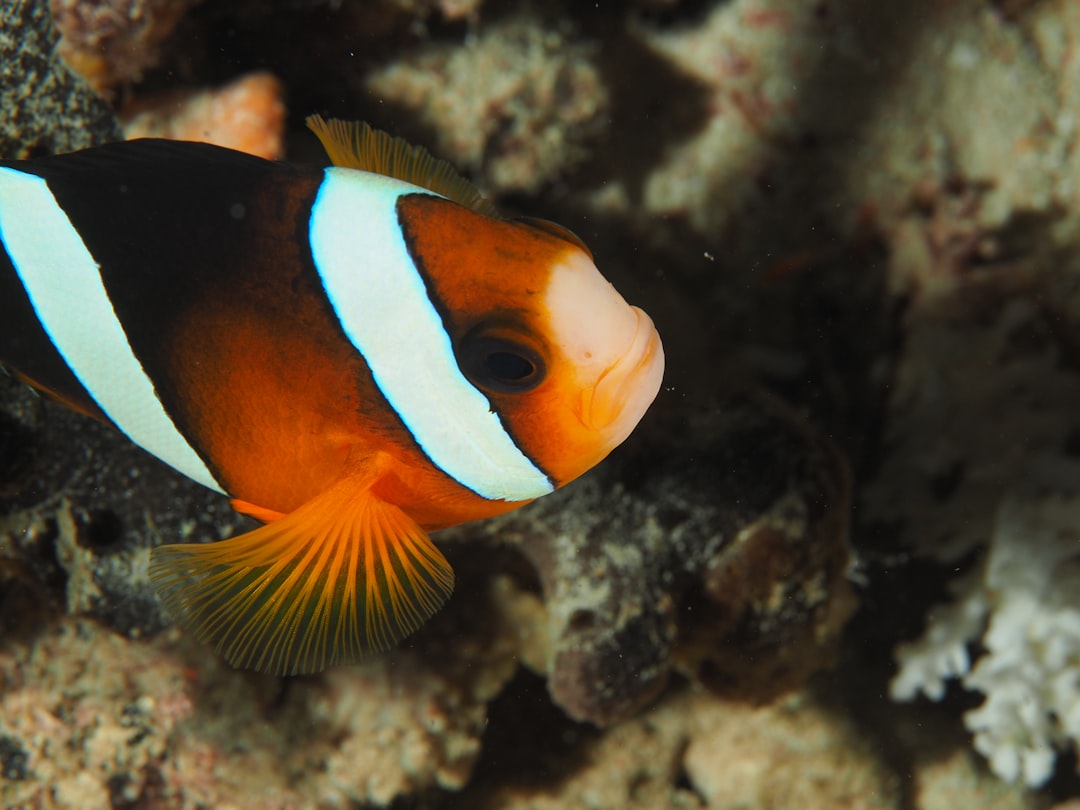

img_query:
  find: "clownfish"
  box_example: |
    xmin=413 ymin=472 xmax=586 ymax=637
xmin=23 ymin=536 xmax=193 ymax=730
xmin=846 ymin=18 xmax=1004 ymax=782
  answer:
xmin=0 ymin=116 xmax=664 ymax=675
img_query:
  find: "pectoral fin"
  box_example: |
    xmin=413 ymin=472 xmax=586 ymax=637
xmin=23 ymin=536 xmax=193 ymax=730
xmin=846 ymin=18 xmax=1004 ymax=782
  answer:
xmin=230 ymin=499 xmax=286 ymax=523
xmin=149 ymin=476 xmax=454 ymax=675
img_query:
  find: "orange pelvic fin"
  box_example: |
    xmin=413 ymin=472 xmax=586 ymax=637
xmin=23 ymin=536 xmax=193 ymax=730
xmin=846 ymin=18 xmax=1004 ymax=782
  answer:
xmin=149 ymin=473 xmax=454 ymax=676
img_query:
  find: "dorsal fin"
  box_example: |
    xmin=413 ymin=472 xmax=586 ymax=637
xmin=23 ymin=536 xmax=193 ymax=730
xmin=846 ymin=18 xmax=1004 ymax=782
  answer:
xmin=305 ymin=115 xmax=499 ymax=218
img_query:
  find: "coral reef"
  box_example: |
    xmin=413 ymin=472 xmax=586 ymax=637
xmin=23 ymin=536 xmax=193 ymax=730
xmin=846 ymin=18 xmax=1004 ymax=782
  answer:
xmin=881 ymin=272 xmax=1080 ymax=786
xmin=893 ymin=479 xmax=1080 ymax=787
xmin=0 ymin=578 xmax=520 ymax=809
xmin=6 ymin=0 xmax=1080 ymax=805
xmin=853 ymin=0 xmax=1080 ymax=786
xmin=473 ymin=687 xmax=900 ymax=810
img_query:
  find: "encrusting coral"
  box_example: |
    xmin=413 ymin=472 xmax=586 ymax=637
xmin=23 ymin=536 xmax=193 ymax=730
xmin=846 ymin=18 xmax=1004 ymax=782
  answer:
xmin=464 ymin=389 xmax=855 ymax=726
xmin=51 ymin=0 xmax=205 ymax=92
xmin=120 ymin=71 xmax=287 ymax=160
xmin=365 ymin=13 xmax=607 ymax=196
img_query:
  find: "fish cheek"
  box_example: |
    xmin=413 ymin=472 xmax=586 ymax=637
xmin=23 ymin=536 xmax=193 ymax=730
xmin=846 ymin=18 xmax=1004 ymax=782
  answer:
xmin=478 ymin=379 xmax=573 ymax=490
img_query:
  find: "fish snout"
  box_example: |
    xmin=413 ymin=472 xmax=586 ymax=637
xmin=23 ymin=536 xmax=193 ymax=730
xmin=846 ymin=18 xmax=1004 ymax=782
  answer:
xmin=579 ymin=306 xmax=664 ymax=443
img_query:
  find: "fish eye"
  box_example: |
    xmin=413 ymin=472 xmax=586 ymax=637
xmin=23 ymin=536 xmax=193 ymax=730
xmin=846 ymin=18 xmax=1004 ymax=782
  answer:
xmin=461 ymin=333 xmax=545 ymax=394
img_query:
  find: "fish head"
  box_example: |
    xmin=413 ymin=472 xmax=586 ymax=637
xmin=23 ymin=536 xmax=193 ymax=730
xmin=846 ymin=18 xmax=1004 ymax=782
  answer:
xmin=464 ymin=251 xmax=663 ymax=490
xmin=398 ymin=195 xmax=663 ymax=494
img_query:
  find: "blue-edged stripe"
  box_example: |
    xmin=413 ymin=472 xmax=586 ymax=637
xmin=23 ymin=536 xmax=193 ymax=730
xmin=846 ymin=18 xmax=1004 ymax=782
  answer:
xmin=0 ymin=166 xmax=225 ymax=494
xmin=308 ymin=167 xmax=553 ymax=502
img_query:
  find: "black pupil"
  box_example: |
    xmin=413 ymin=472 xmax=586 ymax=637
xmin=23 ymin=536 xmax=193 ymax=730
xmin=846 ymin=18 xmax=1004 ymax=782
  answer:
xmin=485 ymin=350 xmax=535 ymax=382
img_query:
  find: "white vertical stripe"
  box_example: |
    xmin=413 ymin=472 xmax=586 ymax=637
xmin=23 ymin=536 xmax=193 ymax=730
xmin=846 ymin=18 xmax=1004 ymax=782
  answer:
xmin=309 ymin=167 xmax=553 ymax=502
xmin=0 ymin=167 xmax=225 ymax=494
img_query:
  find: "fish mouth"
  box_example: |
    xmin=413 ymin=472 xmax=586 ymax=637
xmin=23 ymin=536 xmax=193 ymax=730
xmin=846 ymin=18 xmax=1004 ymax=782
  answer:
xmin=579 ymin=307 xmax=665 ymax=441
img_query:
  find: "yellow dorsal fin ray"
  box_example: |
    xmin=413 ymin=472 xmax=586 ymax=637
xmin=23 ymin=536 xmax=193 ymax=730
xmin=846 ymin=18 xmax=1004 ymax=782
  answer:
xmin=149 ymin=476 xmax=454 ymax=675
xmin=305 ymin=114 xmax=500 ymax=219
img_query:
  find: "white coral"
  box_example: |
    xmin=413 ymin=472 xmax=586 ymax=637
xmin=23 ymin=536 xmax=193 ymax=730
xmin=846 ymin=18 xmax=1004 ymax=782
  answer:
xmin=890 ymin=572 xmax=987 ymax=703
xmin=890 ymin=480 xmax=1080 ymax=787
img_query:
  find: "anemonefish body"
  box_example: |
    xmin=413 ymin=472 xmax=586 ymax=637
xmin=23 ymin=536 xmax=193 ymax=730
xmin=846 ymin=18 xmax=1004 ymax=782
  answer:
xmin=0 ymin=117 xmax=664 ymax=675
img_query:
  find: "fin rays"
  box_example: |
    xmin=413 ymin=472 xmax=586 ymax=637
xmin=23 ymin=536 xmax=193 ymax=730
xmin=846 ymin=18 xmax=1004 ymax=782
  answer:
xmin=149 ymin=481 xmax=454 ymax=675
xmin=305 ymin=114 xmax=500 ymax=219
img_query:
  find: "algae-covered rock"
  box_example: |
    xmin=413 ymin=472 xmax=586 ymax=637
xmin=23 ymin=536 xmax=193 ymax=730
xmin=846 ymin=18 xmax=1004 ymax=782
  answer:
xmin=0 ymin=0 xmax=121 ymax=159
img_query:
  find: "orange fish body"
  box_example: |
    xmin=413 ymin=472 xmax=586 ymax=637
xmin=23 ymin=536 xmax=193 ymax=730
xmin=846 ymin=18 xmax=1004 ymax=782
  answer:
xmin=0 ymin=118 xmax=664 ymax=673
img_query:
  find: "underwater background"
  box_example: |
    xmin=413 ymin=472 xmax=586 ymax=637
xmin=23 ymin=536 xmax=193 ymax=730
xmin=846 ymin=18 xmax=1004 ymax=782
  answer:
xmin=3 ymin=0 xmax=1080 ymax=807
